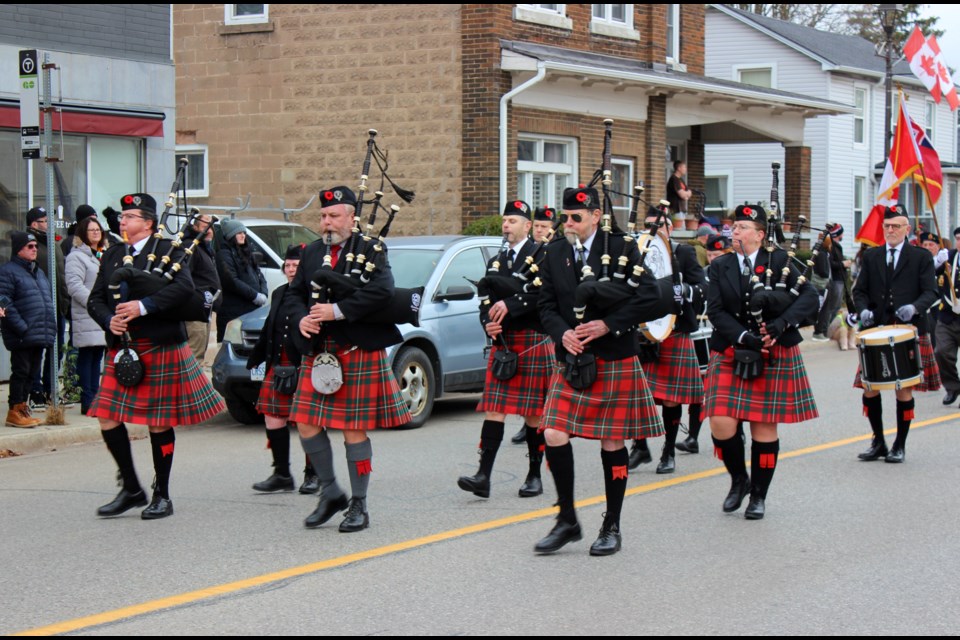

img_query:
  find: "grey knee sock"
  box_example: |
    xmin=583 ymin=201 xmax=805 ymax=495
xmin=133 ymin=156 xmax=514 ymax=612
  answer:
xmin=345 ymin=438 xmax=373 ymax=511
xmin=300 ymin=430 xmax=343 ymax=499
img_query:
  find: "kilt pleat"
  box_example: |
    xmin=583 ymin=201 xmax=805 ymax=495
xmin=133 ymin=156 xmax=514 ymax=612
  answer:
xmin=541 ymin=356 xmax=664 ymax=440
xmin=476 ymin=330 xmax=553 ymax=416
xmin=289 ymin=339 xmax=411 ymax=430
xmin=853 ymin=333 xmax=941 ymax=392
xmin=703 ymin=345 xmax=818 ymax=424
xmin=89 ymin=340 xmax=224 ymax=427
xmin=256 ymin=349 xmax=296 ymax=419
xmin=640 ymin=333 xmax=705 ymax=405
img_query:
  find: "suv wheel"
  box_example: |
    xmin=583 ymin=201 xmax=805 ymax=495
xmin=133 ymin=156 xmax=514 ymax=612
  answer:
xmin=226 ymin=398 xmax=265 ymax=425
xmin=392 ymin=346 xmax=435 ymax=429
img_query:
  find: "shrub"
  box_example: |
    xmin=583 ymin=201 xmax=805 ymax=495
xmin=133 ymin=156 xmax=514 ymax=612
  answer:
xmin=462 ymin=215 xmax=503 ymax=237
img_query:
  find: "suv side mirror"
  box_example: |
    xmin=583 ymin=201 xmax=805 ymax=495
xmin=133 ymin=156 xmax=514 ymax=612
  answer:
xmin=251 ymin=250 xmax=266 ymax=266
xmin=435 ymin=285 xmax=475 ymax=302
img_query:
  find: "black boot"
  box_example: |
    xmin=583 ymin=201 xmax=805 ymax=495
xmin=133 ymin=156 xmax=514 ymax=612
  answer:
xmin=887 ymin=399 xmax=914 ymax=463
xmin=627 ymin=438 xmax=652 ymax=470
xmin=518 ymin=425 xmax=544 ymax=497
xmin=676 ymin=403 xmax=702 ymax=454
xmin=457 ymin=419 xmax=503 ymax=498
xmin=858 ymin=395 xmax=888 ymax=461
xmin=746 ymin=440 xmax=779 ymax=520
xmin=713 ymin=434 xmax=749 ymax=513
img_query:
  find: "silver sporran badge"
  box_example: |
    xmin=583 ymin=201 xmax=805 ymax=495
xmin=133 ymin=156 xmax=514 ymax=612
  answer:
xmin=311 ymin=352 xmax=344 ymax=395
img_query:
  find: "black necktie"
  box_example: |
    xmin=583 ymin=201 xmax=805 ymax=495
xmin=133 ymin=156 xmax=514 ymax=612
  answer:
xmin=742 ymin=254 xmax=752 ymax=291
xmin=887 ymin=248 xmax=896 ymax=279
xmin=508 ymin=249 xmax=516 ymax=269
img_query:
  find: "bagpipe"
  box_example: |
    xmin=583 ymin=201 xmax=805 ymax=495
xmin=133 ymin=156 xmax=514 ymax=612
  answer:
xmin=108 ymin=158 xmax=216 ymax=322
xmin=308 ymin=130 xmax=422 ymax=335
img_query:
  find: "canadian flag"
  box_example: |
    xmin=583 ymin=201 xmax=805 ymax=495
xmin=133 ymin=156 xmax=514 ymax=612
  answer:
xmin=904 ymin=26 xmax=959 ymax=111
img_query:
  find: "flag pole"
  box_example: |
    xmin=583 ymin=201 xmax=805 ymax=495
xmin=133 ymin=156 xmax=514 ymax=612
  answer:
xmin=915 ymin=164 xmax=945 ymax=250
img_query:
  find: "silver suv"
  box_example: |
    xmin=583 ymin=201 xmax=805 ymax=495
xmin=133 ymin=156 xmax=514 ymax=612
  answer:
xmin=212 ymin=235 xmax=506 ymax=427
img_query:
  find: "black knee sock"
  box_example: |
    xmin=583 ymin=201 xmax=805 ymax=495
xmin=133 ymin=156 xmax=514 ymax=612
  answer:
xmin=265 ymin=426 xmax=291 ymax=477
xmin=662 ymin=405 xmax=682 ymax=455
xmin=102 ymin=424 xmax=141 ymax=493
xmin=713 ymin=433 xmax=747 ymax=480
xmin=149 ymin=429 xmax=175 ymax=499
xmin=524 ymin=424 xmax=545 ymax=477
xmin=477 ymin=419 xmax=504 ymax=477
xmin=894 ymin=398 xmax=915 ymax=449
xmin=633 ymin=437 xmax=649 ymax=452
xmin=687 ymin=403 xmax=703 ymax=440
xmin=863 ymin=394 xmax=884 ymax=441
xmin=750 ymin=440 xmax=780 ymax=499
xmin=545 ymin=443 xmax=576 ymax=524
xmin=600 ymin=448 xmax=629 ymax=528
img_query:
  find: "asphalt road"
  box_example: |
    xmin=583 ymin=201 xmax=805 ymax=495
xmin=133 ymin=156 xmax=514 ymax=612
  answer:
xmin=2 ymin=340 xmax=959 ymax=635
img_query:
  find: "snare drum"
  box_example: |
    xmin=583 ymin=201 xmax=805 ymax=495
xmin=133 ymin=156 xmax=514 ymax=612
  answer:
xmin=639 ymin=314 xmax=676 ymax=343
xmin=690 ymin=325 xmax=713 ymax=375
xmin=857 ymin=325 xmax=922 ymax=391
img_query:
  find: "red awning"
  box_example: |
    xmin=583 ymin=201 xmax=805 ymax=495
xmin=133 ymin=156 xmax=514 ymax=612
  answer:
xmin=0 ymin=105 xmax=164 ymax=137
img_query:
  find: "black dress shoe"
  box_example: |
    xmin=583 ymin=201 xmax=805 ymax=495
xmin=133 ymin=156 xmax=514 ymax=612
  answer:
xmin=744 ymin=495 xmax=765 ymax=520
xmin=534 ymin=519 xmax=582 ymax=554
xmin=656 ymin=453 xmax=676 ymax=474
xmin=627 ymin=441 xmax=652 ymax=470
xmin=518 ymin=474 xmax=543 ymax=497
xmin=511 ymin=426 xmax=527 ymax=445
xmin=722 ymin=475 xmax=750 ymax=513
xmin=252 ymin=473 xmax=295 ymax=493
xmin=299 ymin=473 xmax=320 ymax=495
xmin=457 ymin=472 xmax=491 ymax=498
xmin=96 ymin=488 xmax=148 ymax=517
xmin=675 ymin=435 xmax=699 ymax=454
xmin=338 ymin=498 xmax=369 ymax=532
xmin=857 ymin=440 xmax=889 ymax=461
xmin=944 ymin=391 xmax=960 ymax=406
xmin=304 ymin=493 xmax=349 ymax=528
xmin=589 ymin=522 xmax=622 ymax=556
xmin=884 ymin=446 xmax=905 ymax=463
xmin=141 ymin=494 xmax=174 ymax=520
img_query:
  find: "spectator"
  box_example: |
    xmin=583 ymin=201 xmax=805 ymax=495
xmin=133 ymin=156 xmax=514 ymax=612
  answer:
xmin=215 ymin=219 xmax=268 ymax=342
xmin=184 ymin=212 xmax=221 ymax=364
xmin=812 ymin=224 xmax=851 ymax=342
xmin=65 ymin=217 xmax=109 ymax=415
xmin=61 ymin=204 xmax=99 ymax=257
xmin=0 ymin=232 xmax=56 ymax=427
xmin=666 ymin=161 xmax=692 ymax=216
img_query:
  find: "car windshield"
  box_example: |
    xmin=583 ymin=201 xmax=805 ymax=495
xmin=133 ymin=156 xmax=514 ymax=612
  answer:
xmin=389 ymin=248 xmax=442 ymax=289
xmin=250 ymin=225 xmax=320 ymax=258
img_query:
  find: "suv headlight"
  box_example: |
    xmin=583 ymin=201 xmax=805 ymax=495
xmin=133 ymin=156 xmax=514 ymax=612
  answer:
xmin=223 ymin=318 xmax=244 ymax=346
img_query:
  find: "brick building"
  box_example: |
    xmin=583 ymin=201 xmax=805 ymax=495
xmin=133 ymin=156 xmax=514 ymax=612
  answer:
xmin=174 ymin=4 xmax=851 ymax=233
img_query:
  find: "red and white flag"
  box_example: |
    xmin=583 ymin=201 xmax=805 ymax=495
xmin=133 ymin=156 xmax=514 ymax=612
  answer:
xmin=904 ymin=26 xmax=958 ymax=111
xmin=927 ymin=35 xmax=959 ymax=111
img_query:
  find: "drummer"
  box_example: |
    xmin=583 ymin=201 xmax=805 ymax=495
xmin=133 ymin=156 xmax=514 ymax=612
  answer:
xmin=852 ymin=205 xmax=940 ymax=463
xmin=628 ymin=208 xmax=705 ymax=474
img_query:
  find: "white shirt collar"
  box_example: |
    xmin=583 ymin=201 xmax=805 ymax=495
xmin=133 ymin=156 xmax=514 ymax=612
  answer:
xmin=509 ymin=237 xmax=528 ymax=255
xmin=131 ymin=235 xmax=151 ymax=255
xmin=886 ymin=240 xmax=905 ymax=252
xmin=738 ymin=248 xmax=761 ymax=270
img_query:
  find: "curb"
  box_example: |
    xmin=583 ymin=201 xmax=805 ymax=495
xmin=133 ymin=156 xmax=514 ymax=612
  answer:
xmin=0 ymin=420 xmax=149 ymax=457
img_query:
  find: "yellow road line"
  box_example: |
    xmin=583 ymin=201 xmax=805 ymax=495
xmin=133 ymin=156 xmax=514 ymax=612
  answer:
xmin=15 ymin=412 xmax=959 ymax=636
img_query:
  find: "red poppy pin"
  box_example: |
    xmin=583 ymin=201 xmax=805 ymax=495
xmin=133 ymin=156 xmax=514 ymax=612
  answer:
xmin=123 ymin=195 xmax=134 ymax=205
xmin=323 ymin=191 xmax=334 ymax=201
xmin=514 ymin=201 xmax=524 ymax=211
xmin=576 ymin=192 xmax=587 ymax=203
xmin=755 ymin=265 xmax=765 ymax=274
xmin=713 ymin=241 xmax=722 ymax=249
xmin=546 ymin=209 xmax=554 ymax=218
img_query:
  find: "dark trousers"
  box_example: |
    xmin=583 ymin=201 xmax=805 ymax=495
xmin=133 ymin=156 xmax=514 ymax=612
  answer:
xmin=935 ymin=320 xmax=960 ymax=393
xmin=33 ymin=315 xmax=65 ymax=398
xmin=814 ymin=280 xmax=844 ymax=335
xmin=76 ymin=346 xmax=105 ymax=409
xmin=10 ymin=347 xmax=44 ymax=407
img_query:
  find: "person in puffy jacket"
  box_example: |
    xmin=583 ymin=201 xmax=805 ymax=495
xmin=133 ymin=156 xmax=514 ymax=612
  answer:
xmin=0 ymin=231 xmax=56 ymax=427
xmin=65 ymin=216 xmax=109 ymax=415
xmin=215 ymin=219 xmax=267 ymax=342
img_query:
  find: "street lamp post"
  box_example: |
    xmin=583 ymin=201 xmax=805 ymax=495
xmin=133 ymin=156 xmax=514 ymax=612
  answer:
xmin=878 ymin=4 xmax=902 ymax=157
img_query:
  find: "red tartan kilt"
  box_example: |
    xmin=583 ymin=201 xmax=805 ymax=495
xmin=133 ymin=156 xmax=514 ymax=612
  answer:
xmin=704 ymin=344 xmax=818 ymax=424
xmin=640 ymin=333 xmax=705 ymax=405
xmin=541 ymin=356 xmax=664 ymax=440
xmin=853 ymin=333 xmax=941 ymax=392
xmin=476 ymin=330 xmax=553 ymax=417
xmin=256 ymin=349 xmax=296 ymax=419
xmin=89 ymin=340 xmax=225 ymax=427
xmin=289 ymin=340 xmax=411 ymax=430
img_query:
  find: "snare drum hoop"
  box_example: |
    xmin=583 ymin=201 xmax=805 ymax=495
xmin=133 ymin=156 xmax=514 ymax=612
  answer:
xmin=857 ymin=324 xmax=919 ymax=347
xmin=640 ymin=314 xmax=676 ymax=342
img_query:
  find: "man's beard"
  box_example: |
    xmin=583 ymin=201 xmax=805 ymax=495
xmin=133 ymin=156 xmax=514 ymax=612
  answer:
xmin=564 ymin=230 xmax=580 ymax=247
xmin=323 ymin=230 xmax=349 ymax=245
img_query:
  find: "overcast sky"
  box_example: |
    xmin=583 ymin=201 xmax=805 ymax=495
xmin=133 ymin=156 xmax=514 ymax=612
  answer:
xmin=918 ymin=4 xmax=960 ymax=82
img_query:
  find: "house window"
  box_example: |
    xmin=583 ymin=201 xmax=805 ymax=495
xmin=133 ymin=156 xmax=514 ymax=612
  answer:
xmin=854 ymin=176 xmax=865 ymax=232
xmin=609 ymin=158 xmax=634 ymax=229
xmin=704 ymin=173 xmax=731 ymax=218
xmin=925 ymin=100 xmax=935 ymax=141
xmin=175 ymin=144 xmax=209 ymax=198
xmin=517 ymin=134 xmax=577 ymax=210
xmin=514 ymin=4 xmax=572 ymax=29
xmin=854 ymin=87 xmax=867 ymax=145
xmin=590 ymin=4 xmax=638 ymax=39
xmin=737 ymin=66 xmax=774 ymax=89
xmin=224 ymin=4 xmax=268 ymax=26
xmin=666 ymin=4 xmax=680 ymax=62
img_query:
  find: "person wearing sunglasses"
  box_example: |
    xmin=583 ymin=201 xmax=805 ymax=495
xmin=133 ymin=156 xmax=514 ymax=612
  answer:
xmin=852 ymin=204 xmax=940 ymax=464
xmin=0 ymin=231 xmax=56 ymax=428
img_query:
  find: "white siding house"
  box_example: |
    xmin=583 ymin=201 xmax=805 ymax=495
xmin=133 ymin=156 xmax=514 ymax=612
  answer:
xmin=706 ymin=4 xmax=960 ymax=251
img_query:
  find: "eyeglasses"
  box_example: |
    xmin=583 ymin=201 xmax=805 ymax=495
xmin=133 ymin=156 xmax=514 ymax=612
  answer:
xmin=24 ymin=243 xmax=37 ymax=249
xmin=882 ymin=223 xmax=906 ymax=230
xmin=120 ymin=213 xmax=145 ymax=221
xmin=560 ymin=213 xmax=584 ymax=224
